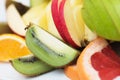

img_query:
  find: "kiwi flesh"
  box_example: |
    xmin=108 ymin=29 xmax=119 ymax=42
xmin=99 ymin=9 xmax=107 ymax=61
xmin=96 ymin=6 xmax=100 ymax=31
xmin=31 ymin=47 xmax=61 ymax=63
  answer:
xmin=10 ymin=55 xmax=54 ymax=76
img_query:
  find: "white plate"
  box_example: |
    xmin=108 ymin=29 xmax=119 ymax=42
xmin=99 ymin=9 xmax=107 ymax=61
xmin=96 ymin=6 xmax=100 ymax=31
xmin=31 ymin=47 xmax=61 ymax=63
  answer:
xmin=0 ymin=0 xmax=70 ymax=80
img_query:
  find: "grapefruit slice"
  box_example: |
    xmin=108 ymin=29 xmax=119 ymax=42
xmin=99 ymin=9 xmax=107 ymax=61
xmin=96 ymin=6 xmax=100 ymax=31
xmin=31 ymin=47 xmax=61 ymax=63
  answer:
xmin=77 ymin=37 xmax=120 ymax=80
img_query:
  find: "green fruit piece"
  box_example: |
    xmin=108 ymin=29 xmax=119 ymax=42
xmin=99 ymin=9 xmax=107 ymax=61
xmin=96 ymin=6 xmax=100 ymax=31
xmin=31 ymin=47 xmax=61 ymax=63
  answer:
xmin=11 ymin=55 xmax=54 ymax=76
xmin=82 ymin=0 xmax=120 ymax=41
xmin=30 ymin=0 xmax=50 ymax=7
xmin=25 ymin=24 xmax=79 ymax=67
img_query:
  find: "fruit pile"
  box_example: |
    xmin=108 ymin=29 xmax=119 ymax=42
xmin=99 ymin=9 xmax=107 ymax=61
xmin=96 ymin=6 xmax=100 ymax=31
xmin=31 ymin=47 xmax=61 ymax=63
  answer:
xmin=0 ymin=0 xmax=120 ymax=80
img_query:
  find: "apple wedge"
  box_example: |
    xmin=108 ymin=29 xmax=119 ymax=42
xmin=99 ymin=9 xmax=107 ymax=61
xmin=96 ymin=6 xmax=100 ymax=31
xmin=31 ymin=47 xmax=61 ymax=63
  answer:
xmin=22 ymin=2 xmax=48 ymax=25
xmin=6 ymin=4 xmax=27 ymax=36
xmin=46 ymin=2 xmax=62 ymax=40
xmin=22 ymin=1 xmax=49 ymax=31
xmin=52 ymin=0 xmax=85 ymax=48
xmin=52 ymin=0 xmax=78 ymax=48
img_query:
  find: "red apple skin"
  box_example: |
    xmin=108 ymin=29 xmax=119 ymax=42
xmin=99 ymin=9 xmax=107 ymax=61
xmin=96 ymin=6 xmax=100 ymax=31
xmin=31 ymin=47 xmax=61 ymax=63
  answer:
xmin=51 ymin=0 xmax=80 ymax=49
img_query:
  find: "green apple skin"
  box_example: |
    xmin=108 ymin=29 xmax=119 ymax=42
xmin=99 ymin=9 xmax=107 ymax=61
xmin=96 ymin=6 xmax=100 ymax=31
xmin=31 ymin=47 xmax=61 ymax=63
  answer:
xmin=0 ymin=22 xmax=13 ymax=34
xmin=82 ymin=0 xmax=120 ymax=41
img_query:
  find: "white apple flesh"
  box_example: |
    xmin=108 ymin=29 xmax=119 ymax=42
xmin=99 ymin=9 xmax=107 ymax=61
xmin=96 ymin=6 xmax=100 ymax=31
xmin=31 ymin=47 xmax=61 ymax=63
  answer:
xmin=59 ymin=0 xmax=81 ymax=48
xmin=7 ymin=4 xmax=26 ymax=36
xmin=52 ymin=0 xmax=86 ymax=48
xmin=46 ymin=2 xmax=62 ymax=40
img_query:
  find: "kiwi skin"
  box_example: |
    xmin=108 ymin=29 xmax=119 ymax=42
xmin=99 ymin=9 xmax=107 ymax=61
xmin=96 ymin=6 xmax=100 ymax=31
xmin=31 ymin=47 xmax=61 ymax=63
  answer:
xmin=10 ymin=56 xmax=54 ymax=77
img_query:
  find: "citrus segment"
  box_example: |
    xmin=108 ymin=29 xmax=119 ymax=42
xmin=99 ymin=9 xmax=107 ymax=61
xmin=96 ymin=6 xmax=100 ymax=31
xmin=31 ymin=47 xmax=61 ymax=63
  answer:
xmin=99 ymin=68 xmax=120 ymax=80
xmin=91 ymin=52 xmax=120 ymax=71
xmin=0 ymin=34 xmax=31 ymax=62
xmin=77 ymin=37 xmax=108 ymax=80
xmin=77 ymin=37 xmax=120 ymax=80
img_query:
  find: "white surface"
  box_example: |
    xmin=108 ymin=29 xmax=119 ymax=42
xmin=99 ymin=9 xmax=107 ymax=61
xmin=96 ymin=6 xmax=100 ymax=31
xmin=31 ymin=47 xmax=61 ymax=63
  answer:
xmin=0 ymin=0 xmax=69 ymax=80
xmin=0 ymin=63 xmax=69 ymax=80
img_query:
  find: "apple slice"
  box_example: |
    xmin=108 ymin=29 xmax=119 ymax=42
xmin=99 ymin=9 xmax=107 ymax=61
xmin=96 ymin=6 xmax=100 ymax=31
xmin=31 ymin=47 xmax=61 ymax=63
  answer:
xmin=22 ymin=2 xmax=48 ymax=25
xmin=46 ymin=2 xmax=62 ymax=40
xmin=52 ymin=0 xmax=79 ymax=48
xmin=52 ymin=0 xmax=85 ymax=48
xmin=60 ymin=0 xmax=83 ymax=47
xmin=6 ymin=4 xmax=27 ymax=36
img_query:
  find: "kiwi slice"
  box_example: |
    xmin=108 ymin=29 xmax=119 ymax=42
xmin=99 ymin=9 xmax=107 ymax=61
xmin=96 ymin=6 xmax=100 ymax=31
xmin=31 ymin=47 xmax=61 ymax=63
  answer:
xmin=25 ymin=24 xmax=79 ymax=67
xmin=10 ymin=55 xmax=54 ymax=76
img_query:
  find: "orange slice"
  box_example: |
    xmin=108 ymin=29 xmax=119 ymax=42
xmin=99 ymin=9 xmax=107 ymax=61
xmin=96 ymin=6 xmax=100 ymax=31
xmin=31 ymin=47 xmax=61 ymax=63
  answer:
xmin=0 ymin=34 xmax=31 ymax=62
xmin=77 ymin=37 xmax=108 ymax=80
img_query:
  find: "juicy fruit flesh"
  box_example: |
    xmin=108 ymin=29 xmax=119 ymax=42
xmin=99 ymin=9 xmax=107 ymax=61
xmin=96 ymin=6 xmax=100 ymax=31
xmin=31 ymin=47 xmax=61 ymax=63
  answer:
xmin=22 ymin=3 xmax=48 ymax=25
xmin=26 ymin=25 xmax=79 ymax=67
xmin=52 ymin=0 xmax=80 ymax=48
xmin=11 ymin=56 xmax=54 ymax=76
xmin=0 ymin=34 xmax=31 ymax=61
xmin=91 ymin=46 xmax=120 ymax=80
xmin=46 ymin=2 xmax=62 ymax=40
xmin=63 ymin=0 xmax=84 ymax=47
xmin=7 ymin=4 xmax=26 ymax=36
xmin=77 ymin=38 xmax=109 ymax=80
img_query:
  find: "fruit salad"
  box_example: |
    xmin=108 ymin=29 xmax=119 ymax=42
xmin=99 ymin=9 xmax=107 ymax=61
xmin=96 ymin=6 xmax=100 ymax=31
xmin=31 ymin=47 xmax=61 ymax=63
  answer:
xmin=0 ymin=0 xmax=120 ymax=80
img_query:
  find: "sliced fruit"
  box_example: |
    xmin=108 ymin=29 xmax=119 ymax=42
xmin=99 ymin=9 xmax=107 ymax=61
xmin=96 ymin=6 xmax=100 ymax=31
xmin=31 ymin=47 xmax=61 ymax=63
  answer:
xmin=11 ymin=55 xmax=54 ymax=76
xmin=6 ymin=4 xmax=27 ymax=36
xmin=61 ymin=0 xmax=82 ymax=47
xmin=77 ymin=37 xmax=120 ymax=80
xmin=22 ymin=2 xmax=48 ymax=27
xmin=0 ymin=34 xmax=31 ymax=62
xmin=99 ymin=68 xmax=120 ymax=80
xmin=46 ymin=2 xmax=62 ymax=40
xmin=77 ymin=37 xmax=108 ymax=80
xmin=64 ymin=65 xmax=80 ymax=80
xmin=52 ymin=0 xmax=78 ymax=48
xmin=25 ymin=24 xmax=79 ymax=67
xmin=30 ymin=0 xmax=50 ymax=7
xmin=52 ymin=0 xmax=87 ymax=48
